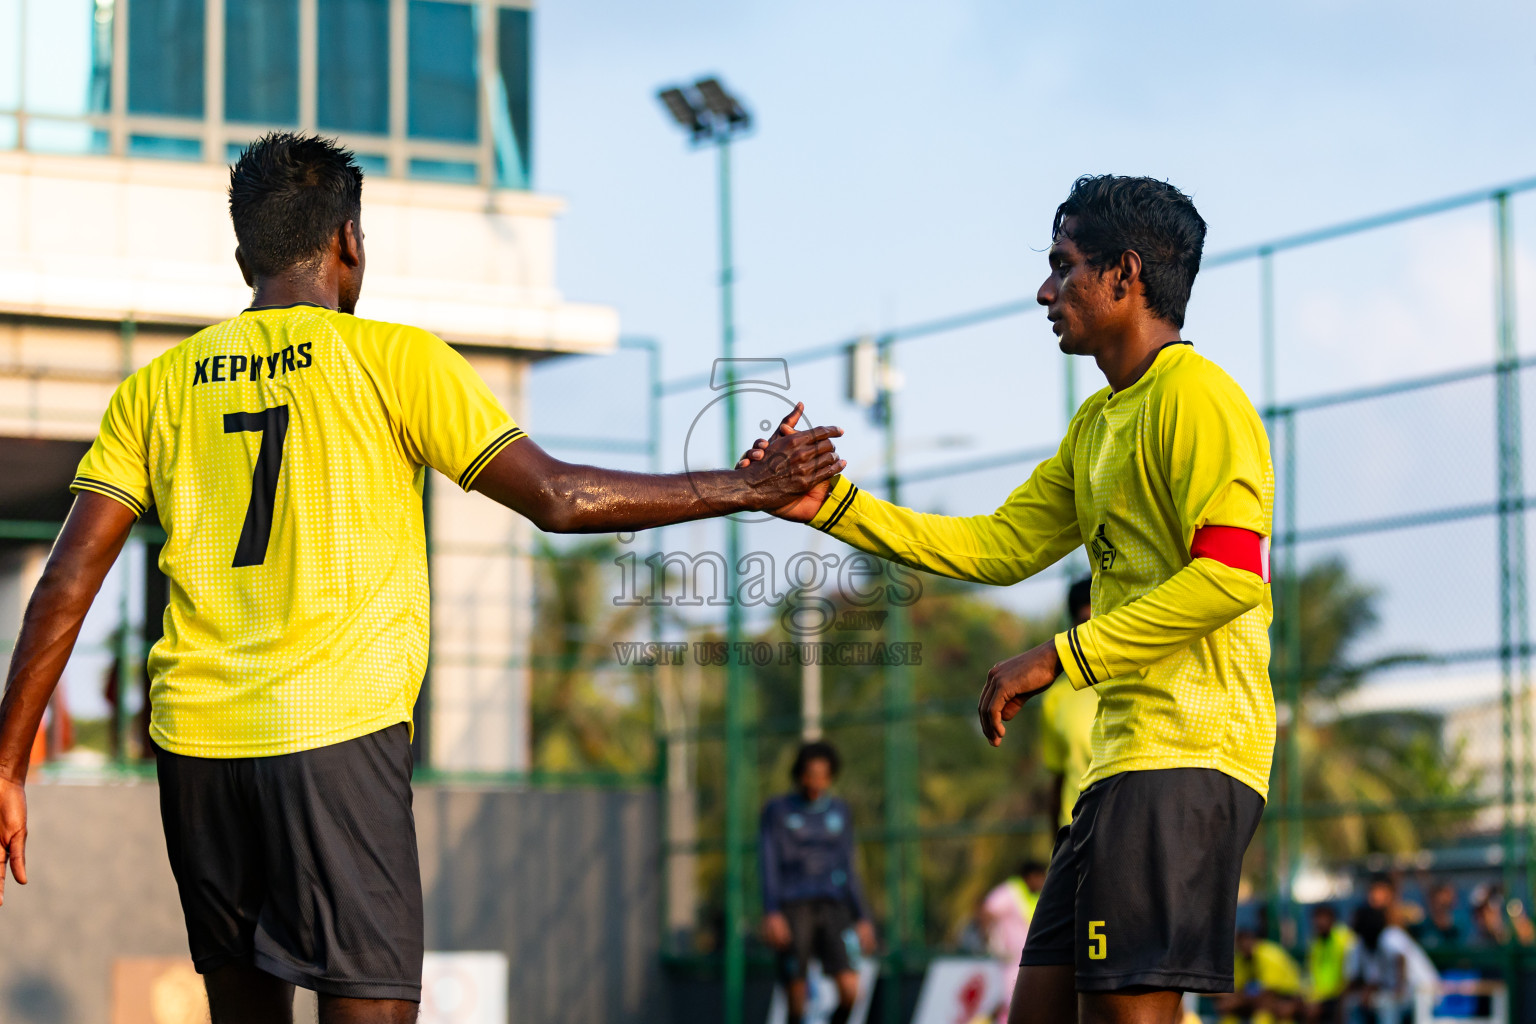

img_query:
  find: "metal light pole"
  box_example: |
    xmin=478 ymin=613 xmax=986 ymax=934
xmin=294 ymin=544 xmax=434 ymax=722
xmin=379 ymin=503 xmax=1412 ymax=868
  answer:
xmin=657 ymin=76 xmax=754 ymax=1024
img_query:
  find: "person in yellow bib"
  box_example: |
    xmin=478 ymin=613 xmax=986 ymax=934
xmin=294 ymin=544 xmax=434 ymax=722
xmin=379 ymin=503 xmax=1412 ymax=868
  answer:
xmin=0 ymin=133 xmax=844 ymax=1024
xmin=1305 ymin=904 xmax=1356 ymax=1024
xmin=738 ymin=175 xmax=1274 ymax=1024
xmin=1038 ymin=578 xmax=1097 ymax=831
xmin=1216 ymin=928 xmax=1304 ymax=1024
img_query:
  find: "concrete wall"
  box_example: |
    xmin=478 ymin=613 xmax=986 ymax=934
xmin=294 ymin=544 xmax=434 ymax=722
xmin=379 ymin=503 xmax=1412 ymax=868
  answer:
xmin=428 ymin=354 xmax=534 ymax=773
xmin=0 ymin=777 xmax=664 ymax=1024
xmin=0 ymin=152 xmax=618 ymax=354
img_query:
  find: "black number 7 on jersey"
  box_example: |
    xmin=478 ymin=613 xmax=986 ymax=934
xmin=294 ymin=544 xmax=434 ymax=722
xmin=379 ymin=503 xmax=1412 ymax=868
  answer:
xmin=224 ymin=406 xmax=290 ymax=567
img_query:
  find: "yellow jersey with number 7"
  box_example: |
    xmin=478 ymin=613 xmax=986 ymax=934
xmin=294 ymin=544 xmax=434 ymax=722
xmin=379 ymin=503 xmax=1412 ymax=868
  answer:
xmin=71 ymin=303 xmax=525 ymax=758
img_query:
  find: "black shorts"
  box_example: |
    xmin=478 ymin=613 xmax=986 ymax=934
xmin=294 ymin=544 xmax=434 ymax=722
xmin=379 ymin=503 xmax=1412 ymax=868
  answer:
xmin=776 ymin=900 xmax=859 ymax=983
xmin=1020 ymin=767 xmax=1264 ymax=993
xmin=155 ymin=724 xmax=423 ymax=1001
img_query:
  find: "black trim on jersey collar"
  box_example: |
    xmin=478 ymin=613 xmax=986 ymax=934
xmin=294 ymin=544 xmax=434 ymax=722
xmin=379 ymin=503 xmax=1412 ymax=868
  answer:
xmin=242 ymin=301 xmax=334 ymax=312
xmin=1159 ymin=340 xmax=1193 ymax=351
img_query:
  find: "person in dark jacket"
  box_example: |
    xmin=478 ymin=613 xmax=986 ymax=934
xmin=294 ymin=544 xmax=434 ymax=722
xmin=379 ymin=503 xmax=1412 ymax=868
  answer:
xmin=760 ymin=741 xmax=875 ymax=1024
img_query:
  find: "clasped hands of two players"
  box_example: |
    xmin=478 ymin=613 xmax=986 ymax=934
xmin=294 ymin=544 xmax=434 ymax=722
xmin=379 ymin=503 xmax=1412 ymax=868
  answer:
xmin=736 ymin=403 xmax=849 ymax=517
xmin=739 ymin=413 xmax=1061 ymax=745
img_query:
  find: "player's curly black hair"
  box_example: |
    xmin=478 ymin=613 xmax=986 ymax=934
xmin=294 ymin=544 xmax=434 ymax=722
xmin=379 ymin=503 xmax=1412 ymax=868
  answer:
xmin=791 ymin=740 xmax=841 ymax=781
xmin=228 ymin=132 xmax=364 ymax=279
xmin=1052 ymin=175 xmax=1207 ymax=329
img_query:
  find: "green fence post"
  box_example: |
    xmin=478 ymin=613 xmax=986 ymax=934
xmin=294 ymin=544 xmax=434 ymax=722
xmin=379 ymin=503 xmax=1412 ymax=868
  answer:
xmin=1494 ymin=189 xmax=1526 ymax=996
xmin=1259 ymin=253 xmax=1283 ymax=944
xmin=879 ymin=334 xmax=919 ymax=1017
xmin=626 ymin=336 xmax=669 ymax=956
xmin=716 ymin=134 xmax=751 ymax=1024
xmin=1282 ymin=410 xmax=1303 ymax=946
xmin=1494 ymin=194 xmax=1536 ymax=912
xmin=1259 ymin=249 xmax=1276 ymax=415
xmin=113 ymin=541 xmax=133 ymax=766
xmin=113 ymin=317 xmax=139 ymax=766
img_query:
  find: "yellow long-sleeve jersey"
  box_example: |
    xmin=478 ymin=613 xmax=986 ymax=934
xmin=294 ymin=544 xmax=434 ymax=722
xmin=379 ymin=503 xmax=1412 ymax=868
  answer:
xmin=809 ymin=343 xmax=1275 ymax=797
xmin=73 ymin=304 xmax=524 ymax=758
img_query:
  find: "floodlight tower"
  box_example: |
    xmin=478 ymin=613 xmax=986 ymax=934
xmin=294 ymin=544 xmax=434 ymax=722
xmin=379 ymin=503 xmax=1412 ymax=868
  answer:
xmin=656 ymin=76 xmax=754 ymax=1024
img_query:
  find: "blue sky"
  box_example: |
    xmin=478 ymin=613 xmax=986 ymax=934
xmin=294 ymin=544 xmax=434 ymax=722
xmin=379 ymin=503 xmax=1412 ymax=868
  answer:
xmin=56 ymin=1 xmax=1536 ymax=719
xmin=525 ymin=0 xmax=1536 ymax=670
xmin=534 ymin=0 xmax=1536 ymax=387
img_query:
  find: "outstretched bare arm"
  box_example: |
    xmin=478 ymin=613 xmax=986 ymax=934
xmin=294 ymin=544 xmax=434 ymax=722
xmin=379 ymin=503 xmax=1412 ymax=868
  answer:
xmin=0 ymin=493 xmax=137 ymax=904
xmin=473 ymin=404 xmax=845 ymax=533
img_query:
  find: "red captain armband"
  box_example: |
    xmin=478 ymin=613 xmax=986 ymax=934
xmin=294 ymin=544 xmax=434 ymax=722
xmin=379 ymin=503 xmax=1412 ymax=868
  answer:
xmin=1190 ymin=526 xmax=1270 ymax=583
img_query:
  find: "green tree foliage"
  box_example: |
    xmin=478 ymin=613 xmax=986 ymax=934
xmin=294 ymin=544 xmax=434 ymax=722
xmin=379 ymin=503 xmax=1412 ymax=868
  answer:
xmin=528 ymin=537 xmax=655 ymax=773
xmin=1268 ymin=556 xmax=1477 ymax=861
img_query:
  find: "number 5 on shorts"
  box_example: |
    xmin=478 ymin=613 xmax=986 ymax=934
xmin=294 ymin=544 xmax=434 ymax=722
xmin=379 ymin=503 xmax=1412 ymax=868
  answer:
xmin=1088 ymin=921 xmax=1107 ymax=960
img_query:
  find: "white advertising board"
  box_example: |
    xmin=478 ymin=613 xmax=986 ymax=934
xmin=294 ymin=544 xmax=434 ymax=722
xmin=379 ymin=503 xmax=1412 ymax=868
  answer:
xmin=767 ymin=961 xmax=880 ymax=1024
xmin=911 ymin=958 xmax=1005 ymax=1024
xmin=419 ymin=952 xmax=509 ymax=1024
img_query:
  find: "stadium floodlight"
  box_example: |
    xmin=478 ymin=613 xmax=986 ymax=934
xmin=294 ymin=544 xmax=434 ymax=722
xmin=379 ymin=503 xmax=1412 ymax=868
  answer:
xmin=654 ymin=72 xmax=756 ymax=1024
xmin=657 ymin=86 xmax=710 ymax=142
xmin=692 ymin=77 xmax=752 ymax=131
xmin=655 ymin=77 xmax=753 ymax=148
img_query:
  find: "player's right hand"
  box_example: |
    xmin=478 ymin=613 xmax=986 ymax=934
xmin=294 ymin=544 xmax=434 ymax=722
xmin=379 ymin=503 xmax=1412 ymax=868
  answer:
xmin=978 ymin=640 xmax=1064 ymax=747
xmin=762 ymin=911 xmax=792 ymax=950
xmin=736 ymin=404 xmax=843 ymax=523
xmin=0 ymin=777 xmax=27 ymax=906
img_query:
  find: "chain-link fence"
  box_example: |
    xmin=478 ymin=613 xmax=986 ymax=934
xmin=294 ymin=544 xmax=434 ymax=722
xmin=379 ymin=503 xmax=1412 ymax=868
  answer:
xmin=632 ymin=175 xmax=1536 ymax=1021
xmin=13 ymin=175 xmax=1536 ymax=1021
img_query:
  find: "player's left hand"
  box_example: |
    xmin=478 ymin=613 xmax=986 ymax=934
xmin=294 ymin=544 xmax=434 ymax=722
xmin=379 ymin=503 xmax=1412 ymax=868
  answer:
xmin=0 ymin=777 xmax=27 ymax=906
xmin=978 ymin=639 xmax=1064 ymax=747
xmin=735 ymin=404 xmax=840 ymax=523
xmin=855 ymin=919 xmax=877 ymax=954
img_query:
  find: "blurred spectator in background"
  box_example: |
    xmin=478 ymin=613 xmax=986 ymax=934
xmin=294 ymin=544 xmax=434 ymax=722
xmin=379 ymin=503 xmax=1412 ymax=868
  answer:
xmin=1412 ymin=883 xmax=1465 ymax=951
xmin=1364 ymin=873 xmax=1423 ymax=933
xmin=104 ymin=635 xmax=152 ymax=760
xmin=1365 ymin=875 xmax=1393 ymax=911
xmin=978 ymin=860 xmax=1046 ymax=1022
xmin=1509 ymin=896 xmax=1536 ymax=945
xmin=1469 ymin=885 xmax=1506 ymax=946
xmin=1351 ymin=904 xmax=1439 ymax=1024
xmin=1038 ymin=578 xmax=1096 ymax=830
xmin=1217 ymin=927 xmax=1304 ymax=1023
xmin=1305 ymin=904 xmax=1355 ymax=1024
xmin=1468 ymin=884 xmax=1536 ymax=947
xmin=760 ymin=741 xmax=875 ymax=1024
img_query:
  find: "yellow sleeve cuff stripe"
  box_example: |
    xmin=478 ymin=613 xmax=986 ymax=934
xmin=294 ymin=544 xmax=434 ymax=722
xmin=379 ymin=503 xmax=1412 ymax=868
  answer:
xmin=808 ymin=476 xmax=859 ymax=533
xmin=71 ymin=476 xmax=147 ymax=518
xmin=818 ymin=483 xmax=860 ymax=533
xmin=1056 ymin=628 xmax=1097 ymax=690
xmin=457 ymin=427 xmax=526 ymax=489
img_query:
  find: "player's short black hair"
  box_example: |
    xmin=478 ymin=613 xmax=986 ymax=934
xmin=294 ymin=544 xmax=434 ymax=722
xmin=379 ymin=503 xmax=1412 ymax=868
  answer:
xmin=1019 ymin=860 xmax=1047 ymax=878
xmin=1068 ymin=577 xmax=1092 ymax=617
xmin=1052 ymin=175 xmax=1207 ymax=329
xmin=229 ymin=132 xmax=364 ymax=279
xmin=791 ymin=740 xmax=841 ymax=781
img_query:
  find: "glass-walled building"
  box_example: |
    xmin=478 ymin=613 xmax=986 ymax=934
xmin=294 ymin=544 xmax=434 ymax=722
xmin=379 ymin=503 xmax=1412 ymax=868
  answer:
xmin=0 ymin=0 xmax=533 ymax=188
xmin=0 ymin=0 xmax=614 ymax=780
